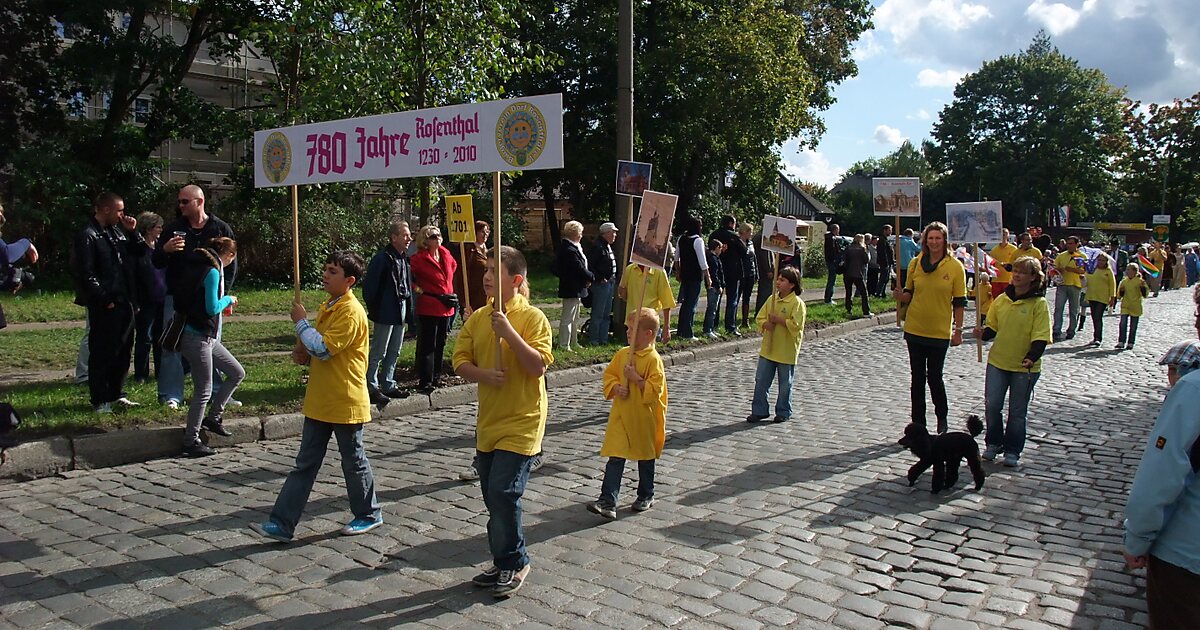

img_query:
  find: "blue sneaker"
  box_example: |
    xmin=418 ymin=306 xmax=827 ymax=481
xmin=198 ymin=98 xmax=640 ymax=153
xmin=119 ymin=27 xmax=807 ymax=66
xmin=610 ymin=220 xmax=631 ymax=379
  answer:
xmin=1003 ymin=454 xmax=1020 ymax=468
xmin=341 ymin=516 xmax=383 ymax=536
xmin=249 ymin=521 xmax=292 ymax=543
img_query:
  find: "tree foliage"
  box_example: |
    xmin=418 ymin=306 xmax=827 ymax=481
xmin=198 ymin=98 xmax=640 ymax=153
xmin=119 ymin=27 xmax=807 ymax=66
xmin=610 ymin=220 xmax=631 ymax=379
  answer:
xmin=1115 ymin=92 xmax=1200 ymax=232
xmin=926 ymin=32 xmax=1124 ymax=227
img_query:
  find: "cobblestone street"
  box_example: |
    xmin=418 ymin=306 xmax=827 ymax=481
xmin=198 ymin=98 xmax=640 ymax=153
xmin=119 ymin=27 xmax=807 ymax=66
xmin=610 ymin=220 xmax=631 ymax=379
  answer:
xmin=1 ymin=288 xmax=1194 ymax=629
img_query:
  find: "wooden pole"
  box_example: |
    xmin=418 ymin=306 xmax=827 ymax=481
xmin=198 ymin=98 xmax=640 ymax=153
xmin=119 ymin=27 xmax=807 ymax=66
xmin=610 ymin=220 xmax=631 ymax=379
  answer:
xmin=766 ymin=252 xmax=779 ymax=345
xmin=974 ymin=242 xmax=984 ymax=362
xmin=291 ymin=184 xmax=301 ymax=301
xmin=460 ymin=241 xmax=471 ymax=316
xmin=894 ymin=214 xmax=902 ymax=326
xmin=625 ymin=271 xmax=652 ymax=372
xmin=493 ymin=172 xmax=503 ymax=368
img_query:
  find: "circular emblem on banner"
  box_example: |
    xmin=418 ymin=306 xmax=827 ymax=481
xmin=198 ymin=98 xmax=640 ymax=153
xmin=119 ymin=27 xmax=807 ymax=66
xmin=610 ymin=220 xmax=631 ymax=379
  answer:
xmin=495 ymin=102 xmax=546 ymax=167
xmin=261 ymin=132 xmax=292 ymax=184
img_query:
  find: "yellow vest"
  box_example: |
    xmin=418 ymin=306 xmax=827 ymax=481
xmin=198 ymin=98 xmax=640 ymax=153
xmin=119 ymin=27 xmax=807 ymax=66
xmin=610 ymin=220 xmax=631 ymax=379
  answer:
xmin=302 ymin=292 xmax=372 ymax=424
xmin=600 ymin=345 xmax=667 ymax=461
xmin=757 ymin=291 xmax=806 ymax=364
xmin=985 ymin=292 xmax=1052 ymax=373
xmin=452 ymin=294 xmax=554 ymax=456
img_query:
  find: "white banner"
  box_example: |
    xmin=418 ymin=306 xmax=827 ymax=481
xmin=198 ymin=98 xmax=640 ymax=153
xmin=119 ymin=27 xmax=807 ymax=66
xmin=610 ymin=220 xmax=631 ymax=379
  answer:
xmin=760 ymin=215 xmax=798 ymax=255
xmin=871 ymin=177 xmax=922 ymax=217
xmin=254 ymin=94 xmax=564 ymax=188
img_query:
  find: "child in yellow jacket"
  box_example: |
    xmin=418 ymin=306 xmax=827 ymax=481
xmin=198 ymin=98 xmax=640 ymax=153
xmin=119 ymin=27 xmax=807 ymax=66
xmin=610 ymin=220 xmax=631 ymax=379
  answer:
xmin=747 ymin=266 xmax=807 ymax=423
xmin=1084 ymin=253 xmax=1116 ymax=345
xmin=1117 ymin=263 xmax=1149 ymax=350
xmin=587 ymin=307 xmax=668 ymax=520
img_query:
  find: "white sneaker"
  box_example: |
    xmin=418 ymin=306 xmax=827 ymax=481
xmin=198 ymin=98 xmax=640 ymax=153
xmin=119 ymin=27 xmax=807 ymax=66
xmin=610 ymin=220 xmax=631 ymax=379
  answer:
xmin=116 ymin=397 xmax=140 ymax=407
xmin=165 ymin=399 xmax=181 ymax=411
xmin=225 ymin=399 xmax=243 ymax=408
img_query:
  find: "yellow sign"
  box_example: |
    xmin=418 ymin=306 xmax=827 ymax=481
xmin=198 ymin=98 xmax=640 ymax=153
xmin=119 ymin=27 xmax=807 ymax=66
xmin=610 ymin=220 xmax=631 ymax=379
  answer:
xmin=446 ymin=195 xmax=476 ymax=243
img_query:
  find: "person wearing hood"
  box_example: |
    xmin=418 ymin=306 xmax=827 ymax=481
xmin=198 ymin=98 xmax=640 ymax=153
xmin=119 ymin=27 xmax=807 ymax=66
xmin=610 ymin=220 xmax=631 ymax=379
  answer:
xmin=973 ymin=255 xmax=1051 ymax=468
xmin=175 ymin=237 xmax=245 ymax=457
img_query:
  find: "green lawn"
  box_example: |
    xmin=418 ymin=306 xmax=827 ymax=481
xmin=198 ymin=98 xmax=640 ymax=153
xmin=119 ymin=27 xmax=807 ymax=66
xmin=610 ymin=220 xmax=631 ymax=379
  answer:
xmin=0 ymin=287 xmax=337 ymax=324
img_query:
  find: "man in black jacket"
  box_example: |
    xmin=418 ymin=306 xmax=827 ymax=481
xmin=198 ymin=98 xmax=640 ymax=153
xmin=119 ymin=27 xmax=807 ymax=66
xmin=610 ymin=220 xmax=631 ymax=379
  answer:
xmin=587 ymin=222 xmax=620 ymax=345
xmin=152 ymin=184 xmax=237 ymax=409
xmin=824 ymin=223 xmax=845 ymax=304
xmin=876 ymin=223 xmax=896 ymax=297
xmin=709 ymin=215 xmax=746 ymax=334
xmin=556 ymin=220 xmax=594 ymax=350
xmin=73 ymin=192 xmax=146 ymax=413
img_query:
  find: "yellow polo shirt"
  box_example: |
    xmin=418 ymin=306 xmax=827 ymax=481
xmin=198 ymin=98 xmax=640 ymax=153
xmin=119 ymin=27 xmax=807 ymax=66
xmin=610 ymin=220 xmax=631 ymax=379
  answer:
xmin=756 ymin=291 xmax=806 ymax=364
xmin=600 ymin=345 xmax=667 ymax=461
xmin=452 ymin=293 xmax=554 ymax=456
xmin=619 ymin=264 xmax=676 ymax=321
xmin=1085 ymin=267 xmax=1116 ymax=303
xmin=1054 ymin=251 xmax=1086 ymax=288
xmin=990 ymin=242 xmax=1018 ymax=283
xmin=985 ymin=292 xmax=1052 ymax=373
xmin=1014 ymin=246 xmax=1043 ymax=263
xmin=904 ymin=254 xmax=967 ymax=341
xmin=303 ymin=291 xmax=372 ymax=424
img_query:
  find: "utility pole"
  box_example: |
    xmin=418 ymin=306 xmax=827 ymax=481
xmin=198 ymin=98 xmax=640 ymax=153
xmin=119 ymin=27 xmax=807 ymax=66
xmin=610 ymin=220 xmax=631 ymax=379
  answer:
xmin=612 ymin=0 xmax=634 ymax=343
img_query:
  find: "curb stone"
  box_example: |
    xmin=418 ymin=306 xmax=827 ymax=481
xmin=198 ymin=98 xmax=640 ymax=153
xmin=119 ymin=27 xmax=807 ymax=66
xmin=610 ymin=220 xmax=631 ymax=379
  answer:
xmin=0 ymin=313 xmax=895 ymax=481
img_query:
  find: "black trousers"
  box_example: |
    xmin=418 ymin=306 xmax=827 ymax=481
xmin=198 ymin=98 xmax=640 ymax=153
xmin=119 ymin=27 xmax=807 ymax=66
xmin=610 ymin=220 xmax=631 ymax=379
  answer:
xmin=739 ymin=276 xmax=755 ymax=326
xmin=906 ymin=336 xmax=949 ymax=433
xmin=416 ymin=314 xmax=451 ymax=387
xmin=844 ymin=276 xmax=869 ymax=314
xmin=87 ymin=302 xmax=135 ymax=407
xmin=1147 ymin=555 xmax=1200 ymax=630
xmin=1087 ymin=301 xmax=1106 ymax=341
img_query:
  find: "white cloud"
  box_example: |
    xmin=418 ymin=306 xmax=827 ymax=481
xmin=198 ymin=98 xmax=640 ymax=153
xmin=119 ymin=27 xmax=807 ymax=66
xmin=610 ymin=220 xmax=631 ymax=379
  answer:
xmin=873 ymin=124 xmax=908 ymax=146
xmin=852 ymin=31 xmax=884 ymax=62
xmin=872 ymin=0 xmax=1200 ymax=103
xmin=916 ymin=68 xmax=966 ymax=87
xmin=780 ymin=147 xmax=844 ymax=189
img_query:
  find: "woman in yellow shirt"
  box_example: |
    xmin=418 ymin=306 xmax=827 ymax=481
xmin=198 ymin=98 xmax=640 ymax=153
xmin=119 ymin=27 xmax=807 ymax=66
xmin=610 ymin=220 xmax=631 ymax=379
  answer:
xmin=893 ymin=221 xmax=966 ymax=434
xmin=1083 ymin=252 xmax=1116 ymax=345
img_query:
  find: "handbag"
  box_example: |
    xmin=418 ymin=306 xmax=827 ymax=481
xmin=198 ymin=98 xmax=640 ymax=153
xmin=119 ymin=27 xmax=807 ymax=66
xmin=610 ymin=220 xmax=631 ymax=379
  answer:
xmin=159 ymin=311 xmax=186 ymax=352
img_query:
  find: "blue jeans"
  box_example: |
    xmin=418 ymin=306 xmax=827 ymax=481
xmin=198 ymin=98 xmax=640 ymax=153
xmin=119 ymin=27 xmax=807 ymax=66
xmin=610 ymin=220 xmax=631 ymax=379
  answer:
xmin=158 ymin=295 xmax=186 ymax=403
xmin=751 ymin=357 xmax=796 ymax=418
xmin=367 ymin=318 xmax=406 ymax=391
xmin=477 ymin=449 xmax=533 ymax=571
xmin=588 ymin=280 xmax=615 ymax=345
xmin=598 ymin=457 xmax=655 ymax=507
xmin=703 ymin=287 xmax=723 ymax=334
xmin=723 ymin=275 xmax=741 ymax=332
xmin=984 ymin=365 xmax=1040 ymax=459
xmin=1052 ymin=285 xmax=1081 ymax=337
xmin=824 ymin=264 xmax=838 ymax=302
xmin=269 ymin=418 xmax=380 ymax=538
xmin=677 ymin=279 xmax=702 ymax=338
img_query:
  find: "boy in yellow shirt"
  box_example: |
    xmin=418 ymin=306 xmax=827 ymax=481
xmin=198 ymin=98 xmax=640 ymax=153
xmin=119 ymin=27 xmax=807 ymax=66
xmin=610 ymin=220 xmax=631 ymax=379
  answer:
xmin=618 ymin=263 xmax=675 ymax=343
xmin=747 ymin=266 xmax=807 ymax=423
xmin=251 ymin=251 xmax=382 ymax=543
xmin=587 ymin=308 xmax=668 ymax=520
xmin=453 ymin=246 xmax=554 ymax=598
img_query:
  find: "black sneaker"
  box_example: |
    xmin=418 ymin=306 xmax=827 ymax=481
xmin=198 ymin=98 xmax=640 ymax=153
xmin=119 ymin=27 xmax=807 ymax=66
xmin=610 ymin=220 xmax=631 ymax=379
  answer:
xmin=631 ymin=497 xmax=654 ymax=512
xmin=493 ymin=565 xmax=530 ymax=598
xmin=772 ymin=415 xmax=790 ymax=423
xmin=472 ymin=565 xmax=500 ymax=587
xmin=183 ymin=441 xmax=215 ymax=458
xmin=369 ymin=388 xmax=391 ymax=411
xmin=201 ymin=416 xmax=232 ymax=437
xmin=586 ymin=501 xmax=617 ymax=520
xmin=382 ymin=386 xmax=409 ymax=399
xmin=530 ymin=452 xmax=545 ymax=472
xmin=746 ymin=414 xmax=769 ymax=423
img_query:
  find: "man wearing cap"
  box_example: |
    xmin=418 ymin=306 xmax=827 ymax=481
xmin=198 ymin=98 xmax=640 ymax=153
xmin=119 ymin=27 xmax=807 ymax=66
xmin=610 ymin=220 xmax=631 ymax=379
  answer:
xmin=587 ymin=222 xmax=620 ymax=345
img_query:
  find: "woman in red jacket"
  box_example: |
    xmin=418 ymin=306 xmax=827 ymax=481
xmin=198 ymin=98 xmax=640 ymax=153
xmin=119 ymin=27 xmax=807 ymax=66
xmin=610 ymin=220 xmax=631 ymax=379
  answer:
xmin=411 ymin=225 xmax=458 ymax=393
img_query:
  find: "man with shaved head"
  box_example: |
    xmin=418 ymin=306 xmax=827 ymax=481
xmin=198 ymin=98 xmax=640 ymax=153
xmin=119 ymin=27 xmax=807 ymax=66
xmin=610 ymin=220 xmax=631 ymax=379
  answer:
xmin=153 ymin=184 xmax=237 ymax=410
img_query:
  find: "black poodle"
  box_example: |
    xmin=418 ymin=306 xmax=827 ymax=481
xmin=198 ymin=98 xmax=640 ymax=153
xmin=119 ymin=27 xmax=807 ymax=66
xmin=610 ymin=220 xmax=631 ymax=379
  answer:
xmin=898 ymin=415 xmax=985 ymax=494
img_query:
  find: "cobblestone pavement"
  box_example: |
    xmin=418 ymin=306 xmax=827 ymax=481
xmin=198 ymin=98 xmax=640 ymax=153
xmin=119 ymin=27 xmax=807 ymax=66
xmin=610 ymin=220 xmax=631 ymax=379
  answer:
xmin=1 ymin=288 xmax=1194 ymax=629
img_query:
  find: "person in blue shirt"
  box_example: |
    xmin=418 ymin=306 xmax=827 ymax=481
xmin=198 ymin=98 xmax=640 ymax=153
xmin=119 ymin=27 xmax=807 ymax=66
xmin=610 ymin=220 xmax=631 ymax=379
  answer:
xmin=1123 ymin=368 xmax=1200 ymax=628
xmin=898 ymin=228 xmax=921 ymax=290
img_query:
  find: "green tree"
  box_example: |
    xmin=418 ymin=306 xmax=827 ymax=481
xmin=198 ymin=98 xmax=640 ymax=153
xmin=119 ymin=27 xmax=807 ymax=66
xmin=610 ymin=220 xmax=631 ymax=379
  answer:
xmin=828 ymin=140 xmax=938 ymax=235
xmin=926 ymin=32 xmax=1124 ymax=227
xmin=1115 ymin=92 xmax=1200 ymax=234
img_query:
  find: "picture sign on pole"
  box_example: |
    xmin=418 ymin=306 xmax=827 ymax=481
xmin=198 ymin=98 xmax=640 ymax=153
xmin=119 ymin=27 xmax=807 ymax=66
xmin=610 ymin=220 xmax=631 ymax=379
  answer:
xmin=628 ymin=191 xmax=677 ymax=270
xmin=946 ymin=201 xmax=1004 ymax=244
xmin=760 ymin=215 xmax=798 ymax=255
xmin=445 ymin=195 xmax=476 ymax=243
xmin=253 ymin=94 xmax=564 ymax=188
xmin=871 ymin=178 xmax=922 ymax=217
xmin=615 ymin=160 xmax=653 ymax=197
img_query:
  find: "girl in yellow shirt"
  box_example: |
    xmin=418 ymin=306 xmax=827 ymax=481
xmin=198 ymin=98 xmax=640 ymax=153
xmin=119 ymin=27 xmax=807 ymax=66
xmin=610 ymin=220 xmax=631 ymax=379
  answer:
xmin=1083 ymin=253 xmax=1116 ymax=346
xmin=747 ymin=266 xmax=806 ymax=423
xmin=1117 ymin=263 xmax=1150 ymax=350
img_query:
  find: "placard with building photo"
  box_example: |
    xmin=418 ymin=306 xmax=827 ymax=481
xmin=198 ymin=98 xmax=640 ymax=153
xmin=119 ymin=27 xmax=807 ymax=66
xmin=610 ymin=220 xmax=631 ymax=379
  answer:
xmin=946 ymin=201 xmax=1004 ymax=244
xmin=629 ymin=190 xmax=677 ymax=269
xmin=760 ymin=215 xmax=798 ymax=255
xmin=871 ymin=177 xmax=922 ymax=217
xmin=615 ymin=160 xmax=653 ymax=197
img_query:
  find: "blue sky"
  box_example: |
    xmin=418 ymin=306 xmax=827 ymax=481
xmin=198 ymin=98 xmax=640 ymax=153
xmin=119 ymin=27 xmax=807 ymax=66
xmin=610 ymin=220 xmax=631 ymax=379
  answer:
xmin=780 ymin=0 xmax=1200 ymax=188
